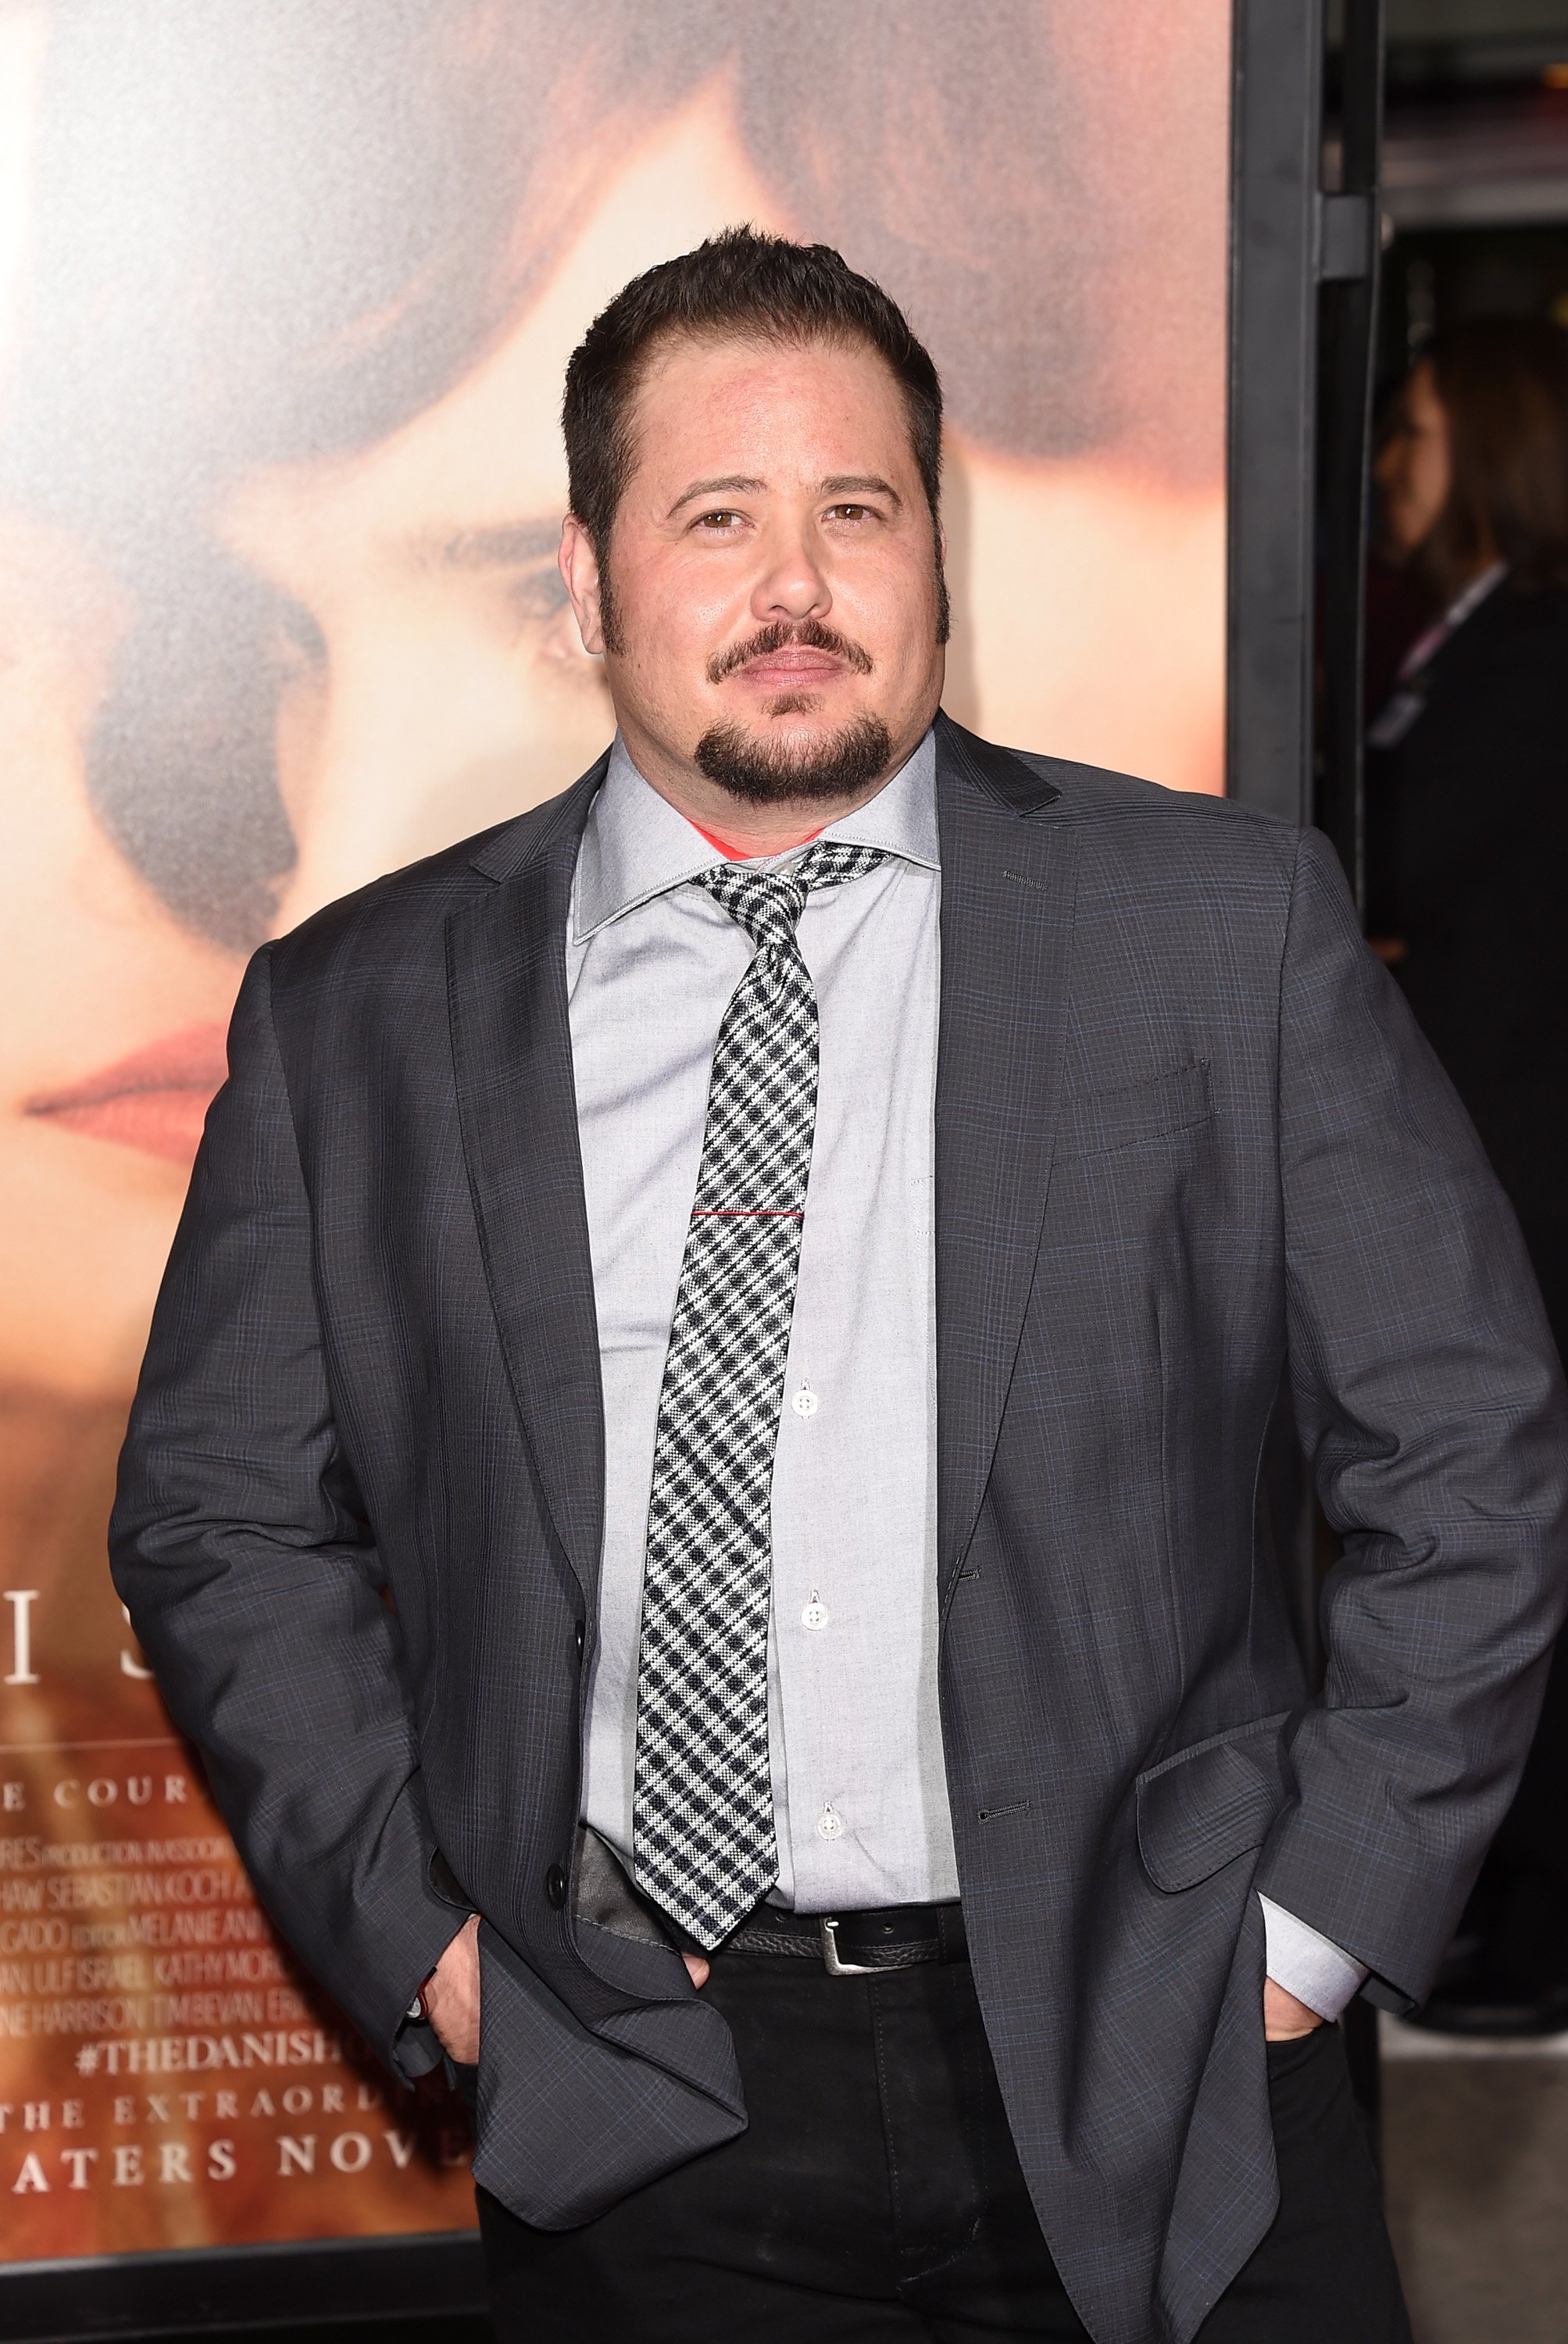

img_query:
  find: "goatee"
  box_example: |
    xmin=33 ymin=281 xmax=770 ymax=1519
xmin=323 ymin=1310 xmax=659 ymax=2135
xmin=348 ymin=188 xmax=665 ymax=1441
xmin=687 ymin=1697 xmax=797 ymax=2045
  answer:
xmin=694 ymin=713 xmax=894 ymax=806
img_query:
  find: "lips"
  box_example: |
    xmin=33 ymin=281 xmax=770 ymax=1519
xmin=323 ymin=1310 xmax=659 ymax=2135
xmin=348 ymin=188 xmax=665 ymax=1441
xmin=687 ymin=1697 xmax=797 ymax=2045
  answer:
xmin=737 ymin=649 xmax=848 ymax=684
xmin=709 ymin=622 xmax=873 ymax=689
xmin=27 ymin=1023 xmax=230 ymax=1168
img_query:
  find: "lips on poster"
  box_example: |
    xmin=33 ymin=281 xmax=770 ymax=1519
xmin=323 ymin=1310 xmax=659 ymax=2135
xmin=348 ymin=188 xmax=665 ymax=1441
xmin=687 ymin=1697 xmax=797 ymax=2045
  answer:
xmin=0 ymin=0 xmax=1230 ymax=2261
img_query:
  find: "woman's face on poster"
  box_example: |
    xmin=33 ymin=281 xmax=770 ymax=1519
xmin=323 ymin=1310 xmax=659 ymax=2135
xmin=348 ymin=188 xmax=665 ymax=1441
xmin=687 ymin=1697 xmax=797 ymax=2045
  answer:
xmin=0 ymin=85 xmax=789 ymax=1403
xmin=4 ymin=31 xmax=1228 ymax=1408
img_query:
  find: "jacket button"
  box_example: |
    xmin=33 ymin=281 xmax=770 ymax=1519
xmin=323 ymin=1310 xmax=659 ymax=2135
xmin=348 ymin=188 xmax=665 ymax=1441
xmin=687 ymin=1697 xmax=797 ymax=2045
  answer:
xmin=545 ymin=1864 xmax=567 ymax=1910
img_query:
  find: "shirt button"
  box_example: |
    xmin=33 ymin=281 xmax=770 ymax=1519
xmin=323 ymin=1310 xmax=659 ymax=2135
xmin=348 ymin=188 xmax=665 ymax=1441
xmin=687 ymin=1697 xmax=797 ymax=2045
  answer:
xmin=791 ymin=1385 xmax=820 ymax=1418
xmin=801 ymin=1594 xmax=830 ymax=1631
xmin=816 ymin=1806 xmax=845 ymax=1842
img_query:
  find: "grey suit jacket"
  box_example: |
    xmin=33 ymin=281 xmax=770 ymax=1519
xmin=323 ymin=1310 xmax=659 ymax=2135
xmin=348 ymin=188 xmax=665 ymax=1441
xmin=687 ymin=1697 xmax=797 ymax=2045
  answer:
xmin=111 ymin=713 xmax=1568 ymax=2344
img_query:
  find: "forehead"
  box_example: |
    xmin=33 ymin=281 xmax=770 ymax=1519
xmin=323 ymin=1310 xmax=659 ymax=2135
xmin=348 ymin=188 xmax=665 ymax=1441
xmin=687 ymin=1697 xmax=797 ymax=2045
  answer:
xmin=626 ymin=331 xmax=916 ymax=487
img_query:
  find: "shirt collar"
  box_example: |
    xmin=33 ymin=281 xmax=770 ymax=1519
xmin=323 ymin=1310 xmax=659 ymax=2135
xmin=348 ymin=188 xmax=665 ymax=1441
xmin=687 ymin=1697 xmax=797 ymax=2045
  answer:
xmin=570 ymin=725 xmax=939 ymax=945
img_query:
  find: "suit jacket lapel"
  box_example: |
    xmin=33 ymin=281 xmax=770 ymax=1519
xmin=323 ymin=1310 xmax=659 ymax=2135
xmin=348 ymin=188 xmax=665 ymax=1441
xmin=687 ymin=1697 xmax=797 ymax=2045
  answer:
xmin=934 ymin=713 xmax=1078 ymax=1598
xmin=445 ymin=720 xmax=1076 ymax=1607
xmin=448 ymin=763 xmax=608 ymax=1602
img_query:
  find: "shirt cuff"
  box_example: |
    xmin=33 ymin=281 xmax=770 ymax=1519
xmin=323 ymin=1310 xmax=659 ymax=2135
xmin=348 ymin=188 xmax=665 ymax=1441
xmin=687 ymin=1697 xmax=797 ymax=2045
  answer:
xmin=1258 ymin=1892 xmax=1369 ymax=2021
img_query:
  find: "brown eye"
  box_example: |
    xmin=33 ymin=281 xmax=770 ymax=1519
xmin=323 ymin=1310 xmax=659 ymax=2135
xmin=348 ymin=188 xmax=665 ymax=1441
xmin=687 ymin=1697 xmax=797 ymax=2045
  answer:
xmin=696 ymin=510 xmax=741 ymax=530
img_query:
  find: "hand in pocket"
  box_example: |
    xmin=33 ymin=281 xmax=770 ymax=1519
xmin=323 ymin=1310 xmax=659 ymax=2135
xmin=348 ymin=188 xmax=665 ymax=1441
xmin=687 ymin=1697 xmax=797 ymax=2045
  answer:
xmin=1263 ymin=1976 xmax=1325 ymax=2041
xmin=425 ymin=1913 xmax=482 ymax=2063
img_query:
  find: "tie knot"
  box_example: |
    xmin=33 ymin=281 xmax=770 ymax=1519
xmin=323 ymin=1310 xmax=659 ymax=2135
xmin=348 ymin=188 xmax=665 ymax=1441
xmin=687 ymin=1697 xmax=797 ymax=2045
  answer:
xmin=693 ymin=839 xmax=887 ymax=951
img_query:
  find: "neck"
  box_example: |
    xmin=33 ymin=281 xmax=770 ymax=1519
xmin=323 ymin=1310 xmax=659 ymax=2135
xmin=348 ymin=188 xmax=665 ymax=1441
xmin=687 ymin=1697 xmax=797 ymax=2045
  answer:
xmin=671 ymin=794 xmax=876 ymax=859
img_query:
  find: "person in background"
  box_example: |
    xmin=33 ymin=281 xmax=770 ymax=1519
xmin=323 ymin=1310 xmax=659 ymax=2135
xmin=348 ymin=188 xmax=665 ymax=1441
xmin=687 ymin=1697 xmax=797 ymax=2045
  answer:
xmin=1367 ymin=315 xmax=1568 ymax=2037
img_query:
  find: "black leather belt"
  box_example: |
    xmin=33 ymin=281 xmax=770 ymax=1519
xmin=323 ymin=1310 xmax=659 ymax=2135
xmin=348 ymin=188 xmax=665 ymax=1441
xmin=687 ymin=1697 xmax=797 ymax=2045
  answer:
xmin=721 ymin=1899 xmax=967 ymax=1974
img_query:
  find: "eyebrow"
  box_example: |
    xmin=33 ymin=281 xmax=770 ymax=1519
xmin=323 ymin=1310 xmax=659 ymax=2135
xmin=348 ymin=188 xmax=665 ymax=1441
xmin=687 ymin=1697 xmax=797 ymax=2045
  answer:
xmin=666 ymin=472 xmax=905 ymax=519
xmin=406 ymin=521 xmax=561 ymax=571
xmin=666 ymin=476 xmax=767 ymax=517
xmin=820 ymin=475 xmax=902 ymax=506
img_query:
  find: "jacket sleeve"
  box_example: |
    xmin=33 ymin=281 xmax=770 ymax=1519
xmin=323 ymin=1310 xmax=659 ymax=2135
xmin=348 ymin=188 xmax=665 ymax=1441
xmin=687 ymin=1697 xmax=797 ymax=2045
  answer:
xmin=1254 ymin=827 xmax=1568 ymax=2009
xmin=109 ymin=945 xmax=466 ymax=2075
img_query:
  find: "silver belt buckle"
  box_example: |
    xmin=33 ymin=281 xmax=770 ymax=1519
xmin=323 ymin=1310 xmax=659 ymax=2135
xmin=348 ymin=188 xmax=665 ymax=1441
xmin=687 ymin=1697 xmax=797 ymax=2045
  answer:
xmin=819 ymin=1916 xmax=877 ymax=1976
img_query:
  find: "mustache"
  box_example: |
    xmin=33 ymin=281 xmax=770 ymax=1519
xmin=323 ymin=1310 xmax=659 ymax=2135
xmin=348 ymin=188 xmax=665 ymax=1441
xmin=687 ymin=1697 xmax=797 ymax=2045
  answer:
xmin=705 ymin=618 xmax=874 ymax=686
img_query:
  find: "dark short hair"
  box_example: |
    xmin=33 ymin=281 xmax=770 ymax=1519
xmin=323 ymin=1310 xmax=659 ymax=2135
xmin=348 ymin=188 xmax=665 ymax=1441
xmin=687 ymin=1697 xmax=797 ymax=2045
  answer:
xmin=563 ymin=227 xmax=945 ymax=561
xmin=1418 ymin=316 xmax=1568 ymax=597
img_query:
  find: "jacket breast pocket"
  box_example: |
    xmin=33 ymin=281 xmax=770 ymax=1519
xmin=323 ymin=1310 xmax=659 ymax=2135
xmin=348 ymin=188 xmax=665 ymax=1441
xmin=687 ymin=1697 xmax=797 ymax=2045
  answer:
xmin=1136 ymin=1711 xmax=1293 ymax=1892
xmin=1055 ymin=1058 xmax=1213 ymax=1163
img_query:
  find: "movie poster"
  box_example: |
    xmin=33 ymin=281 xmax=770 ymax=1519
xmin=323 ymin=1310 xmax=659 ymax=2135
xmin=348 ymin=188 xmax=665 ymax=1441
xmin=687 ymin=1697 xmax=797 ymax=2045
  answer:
xmin=0 ymin=0 xmax=1230 ymax=2265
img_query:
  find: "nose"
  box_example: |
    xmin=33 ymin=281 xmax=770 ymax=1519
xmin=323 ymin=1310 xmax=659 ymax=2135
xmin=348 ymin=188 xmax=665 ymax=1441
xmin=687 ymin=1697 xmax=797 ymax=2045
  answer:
xmin=269 ymin=651 xmax=454 ymax=929
xmin=748 ymin=516 xmax=831 ymax=625
xmin=268 ymin=611 xmax=605 ymax=931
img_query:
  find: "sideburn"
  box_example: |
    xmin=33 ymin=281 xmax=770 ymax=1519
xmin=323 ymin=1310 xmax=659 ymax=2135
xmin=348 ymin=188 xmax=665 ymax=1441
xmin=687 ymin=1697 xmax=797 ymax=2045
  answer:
xmin=595 ymin=543 xmax=624 ymax=656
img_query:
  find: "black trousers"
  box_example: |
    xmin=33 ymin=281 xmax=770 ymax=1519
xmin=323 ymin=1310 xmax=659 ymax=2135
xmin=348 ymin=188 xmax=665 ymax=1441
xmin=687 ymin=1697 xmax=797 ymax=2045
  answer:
xmin=479 ymin=1951 xmax=1410 ymax=2342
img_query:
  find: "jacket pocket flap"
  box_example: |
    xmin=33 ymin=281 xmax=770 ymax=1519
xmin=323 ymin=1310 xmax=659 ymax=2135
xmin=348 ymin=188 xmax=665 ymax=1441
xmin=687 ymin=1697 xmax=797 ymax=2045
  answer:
xmin=1055 ymin=1058 xmax=1212 ymax=1162
xmin=1136 ymin=1711 xmax=1292 ymax=1893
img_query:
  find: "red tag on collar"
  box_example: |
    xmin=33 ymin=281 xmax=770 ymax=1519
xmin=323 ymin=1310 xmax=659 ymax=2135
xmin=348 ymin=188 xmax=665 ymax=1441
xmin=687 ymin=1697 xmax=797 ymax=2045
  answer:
xmin=687 ymin=814 xmax=828 ymax=863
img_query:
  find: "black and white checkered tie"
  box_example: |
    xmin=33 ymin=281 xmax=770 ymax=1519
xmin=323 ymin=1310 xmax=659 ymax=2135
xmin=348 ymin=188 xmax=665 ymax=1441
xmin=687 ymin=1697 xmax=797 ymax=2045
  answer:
xmin=632 ymin=838 xmax=888 ymax=1948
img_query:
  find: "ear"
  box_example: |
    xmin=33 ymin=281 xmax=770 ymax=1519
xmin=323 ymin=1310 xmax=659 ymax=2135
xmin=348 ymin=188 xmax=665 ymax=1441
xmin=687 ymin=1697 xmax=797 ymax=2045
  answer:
xmin=559 ymin=515 xmax=606 ymax=657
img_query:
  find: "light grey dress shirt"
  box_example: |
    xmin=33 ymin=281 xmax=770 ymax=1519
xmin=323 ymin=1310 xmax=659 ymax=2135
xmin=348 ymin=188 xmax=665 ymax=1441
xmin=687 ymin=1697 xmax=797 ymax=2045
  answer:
xmin=571 ymin=730 xmax=955 ymax=1912
xmin=566 ymin=727 xmax=1366 ymax=2017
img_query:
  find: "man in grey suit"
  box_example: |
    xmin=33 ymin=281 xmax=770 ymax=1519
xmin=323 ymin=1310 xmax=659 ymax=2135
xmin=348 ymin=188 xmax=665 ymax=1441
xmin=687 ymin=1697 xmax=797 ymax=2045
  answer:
xmin=113 ymin=231 xmax=1568 ymax=2343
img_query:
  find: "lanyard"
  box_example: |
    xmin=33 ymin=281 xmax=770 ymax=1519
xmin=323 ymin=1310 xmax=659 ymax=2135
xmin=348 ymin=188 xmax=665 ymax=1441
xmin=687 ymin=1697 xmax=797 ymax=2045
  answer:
xmin=1395 ymin=560 xmax=1507 ymax=686
xmin=1367 ymin=562 xmax=1506 ymax=750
